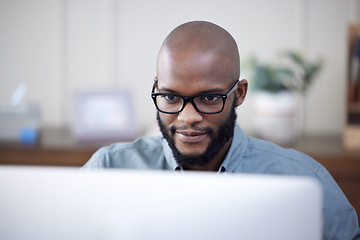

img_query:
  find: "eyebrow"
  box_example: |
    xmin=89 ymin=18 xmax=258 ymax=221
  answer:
xmin=157 ymin=87 xmax=226 ymax=95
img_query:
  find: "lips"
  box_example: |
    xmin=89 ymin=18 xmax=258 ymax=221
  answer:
xmin=175 ymin=130 xmax=208 ymax=143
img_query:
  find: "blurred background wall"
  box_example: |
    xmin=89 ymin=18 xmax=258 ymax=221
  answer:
xmin=0 ymin=0 xmax=359 ymax=136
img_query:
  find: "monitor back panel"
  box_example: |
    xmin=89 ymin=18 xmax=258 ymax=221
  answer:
xmin=0 ymin=166 xmax=322 ymax=240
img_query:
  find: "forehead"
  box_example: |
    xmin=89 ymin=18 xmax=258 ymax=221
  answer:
xmin=157 ymin=49 xmax=234 ymax=95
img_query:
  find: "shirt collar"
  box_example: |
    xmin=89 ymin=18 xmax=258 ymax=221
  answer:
xmin=163 ymin=139 xmax=180 ymax=171
xmin=162 ymin=122 xmax=247 ymax=173
xmin=219 ymin=123 xmax=247 ymax=172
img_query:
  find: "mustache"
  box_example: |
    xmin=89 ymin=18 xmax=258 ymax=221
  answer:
xmin=155 ymin=111 xmax=215 ymax=136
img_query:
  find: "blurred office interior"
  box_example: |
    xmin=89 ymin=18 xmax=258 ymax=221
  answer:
xmin=0 ymin=0 xmax=360 ymax=216
xmin=0 ymin=0 xmax=358 ymax=137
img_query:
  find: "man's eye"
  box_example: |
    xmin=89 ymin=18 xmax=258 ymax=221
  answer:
xmin=202 ymin=95 xmax=221 ymax=102
xmin=163 ymin=95 xmax=180 ymax=102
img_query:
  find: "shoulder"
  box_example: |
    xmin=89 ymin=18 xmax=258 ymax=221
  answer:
xmin=244 ymin=137 xmax=322 ymax=175
xmin=82 ymin=136 xmax=165 ymax=169
xmin=243 ymin=137 xmax=360 ymax=239
xmin=99 ymin=136 xmax=163 ymax=153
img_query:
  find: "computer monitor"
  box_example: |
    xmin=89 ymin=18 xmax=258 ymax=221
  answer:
xmin=0 ymin=166 xmax=322 ymax=240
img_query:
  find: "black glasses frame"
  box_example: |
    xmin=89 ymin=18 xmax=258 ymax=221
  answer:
xmin=151 ymin=80 xmax=239 ymax=114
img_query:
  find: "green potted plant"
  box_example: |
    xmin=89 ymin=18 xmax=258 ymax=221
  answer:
xmin=247 ymin=50 xmax=324 ymax=94
xmin=244 ymin=51 xmax=324 ymax=146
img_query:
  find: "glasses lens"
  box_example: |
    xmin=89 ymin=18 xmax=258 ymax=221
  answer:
xmin=194 ymin=95 xmax=224 ymax=113
xmin=155 ymin=95 xmax=184 ymax=113
xmin=154 ymin=94 xmax=225 ymax=114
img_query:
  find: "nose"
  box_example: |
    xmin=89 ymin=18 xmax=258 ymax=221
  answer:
xmin=177 ymin=102 xmax=203 ymax=125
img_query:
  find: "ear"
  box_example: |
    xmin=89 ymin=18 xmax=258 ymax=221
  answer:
xmin=152 ymin=76 xmax=159 ymax=92
xmin=235 ymin=79 xmax=248 ymax=106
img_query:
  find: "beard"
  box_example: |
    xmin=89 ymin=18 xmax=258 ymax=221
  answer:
xmin=157 ymin=100 xmax=237 ymax=167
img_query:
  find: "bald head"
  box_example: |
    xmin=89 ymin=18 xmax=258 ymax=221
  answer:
xmin=157 ymin=21 xmax=240 ymax=81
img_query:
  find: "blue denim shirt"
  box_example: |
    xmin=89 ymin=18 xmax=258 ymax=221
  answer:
xmin=83 ymin=123 xmax=360 ymax=239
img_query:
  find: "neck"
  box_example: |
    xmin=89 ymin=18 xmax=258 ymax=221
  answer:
xmin=183 ymin=138 xmax=232 ymax=172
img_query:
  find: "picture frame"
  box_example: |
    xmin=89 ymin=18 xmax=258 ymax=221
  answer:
xmin=72 ymin=90 xmax=137 ymax=142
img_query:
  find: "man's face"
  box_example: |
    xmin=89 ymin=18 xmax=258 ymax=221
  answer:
xmin=156 ymin=49 xmax=239 ymax=167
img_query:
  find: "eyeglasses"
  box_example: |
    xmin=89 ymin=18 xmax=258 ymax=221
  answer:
xmin=151 ymin=80 xmax=239 ymax=114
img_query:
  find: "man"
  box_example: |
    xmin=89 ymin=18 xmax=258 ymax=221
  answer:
xmin=83 ymin=21 xmax=360 ymax=239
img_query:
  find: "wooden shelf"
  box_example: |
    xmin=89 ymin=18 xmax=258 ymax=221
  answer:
xmin=348 ymin=102 xmax=360 ymax=112
xmin=345 ymin=23 xmax=360 ymax=151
